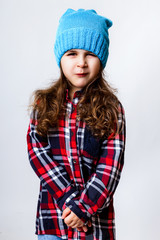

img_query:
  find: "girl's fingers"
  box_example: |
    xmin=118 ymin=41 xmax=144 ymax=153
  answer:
xmin=82 ymin=225 xmax=88 ymax=232
xmin=62 ymin=207 xmax=71 ymax=219
xmin=65 ymin=218 xmax=83 ymax=228
xmin=77 ymin=227 xmax=82 ymax=231
xmin=64 ymin=217 xmax=73 ymax=226
xmin=88 ymin=220 xmax=92 ymax=227
xmin=71 ymin=220 xmax=84 ymax=228
xmin=66 ymin=218 xmax=83 ymax=228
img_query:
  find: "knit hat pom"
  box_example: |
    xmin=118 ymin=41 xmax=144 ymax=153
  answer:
xmin=54 ymin=9 xmax=112 ymax=68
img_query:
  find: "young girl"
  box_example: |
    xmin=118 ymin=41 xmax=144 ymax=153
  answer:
xmin=27 ymin=9 xmax=126 ymax=240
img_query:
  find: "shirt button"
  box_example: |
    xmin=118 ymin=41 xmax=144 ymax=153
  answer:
xmin=73 ymin=160 xmax=77 ymax=164
xmin=71 ymin=131 xmax=74 ymax=137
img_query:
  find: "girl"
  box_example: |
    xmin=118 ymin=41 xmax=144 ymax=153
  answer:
xmin=27 ymin=9 xmax=126 ymax=240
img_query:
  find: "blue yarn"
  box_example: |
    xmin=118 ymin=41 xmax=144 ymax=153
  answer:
xmin=54 ymin=9 xmax=112 ymax=68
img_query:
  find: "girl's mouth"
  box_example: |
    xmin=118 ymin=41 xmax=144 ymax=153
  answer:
xmin=76 ymin=73 xmax=88 ymax=77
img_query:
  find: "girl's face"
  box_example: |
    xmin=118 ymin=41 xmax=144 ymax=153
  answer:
xmin=61 ymin=49 xmax=101 ymax=97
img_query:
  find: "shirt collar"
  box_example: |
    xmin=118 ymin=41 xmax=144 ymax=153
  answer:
xmin=65 ymin=89 xmax=83 ymax=104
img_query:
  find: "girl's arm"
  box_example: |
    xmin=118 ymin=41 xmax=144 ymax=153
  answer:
xmin=27 ymin=110 xmax=82 ymax=213
xmin=63 ymin=103 xmax=126 ymax=222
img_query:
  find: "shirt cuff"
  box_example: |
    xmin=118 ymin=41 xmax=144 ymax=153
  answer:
xmin=65 ymin=199 xmax=91 ymax=223
xmin=56 ymin=186 xmax=79 ymax=210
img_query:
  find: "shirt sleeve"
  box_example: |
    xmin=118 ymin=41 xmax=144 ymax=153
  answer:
xmin=27 ymin=110 xmax=80 ymax=211
xmin=65 ymin=103 xmax=126 ymax=222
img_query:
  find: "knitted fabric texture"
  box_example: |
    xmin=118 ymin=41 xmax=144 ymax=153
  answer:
xmin=54 ymin=8 xmax=112 ymax=68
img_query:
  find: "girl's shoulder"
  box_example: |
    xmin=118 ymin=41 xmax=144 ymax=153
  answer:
xmin=118 ymin=100 xmax=125 ymax=115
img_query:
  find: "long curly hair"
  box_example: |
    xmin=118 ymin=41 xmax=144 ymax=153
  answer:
xmin=30 ymin=67 xmax=120 ymax=139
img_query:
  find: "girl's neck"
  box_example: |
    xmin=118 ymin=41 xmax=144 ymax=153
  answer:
xmin=69 ymin=88 xmax=82 ymax=101
xmin=69 ymin=89 xmax=74 ymax=101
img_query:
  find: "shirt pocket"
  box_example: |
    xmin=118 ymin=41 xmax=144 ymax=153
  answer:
xmin=83 ymin=127 xmax=101 ymax=158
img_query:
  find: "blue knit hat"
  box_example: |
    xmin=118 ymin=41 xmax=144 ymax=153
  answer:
xmin=54 ymin=9 xmax=112 ymax=69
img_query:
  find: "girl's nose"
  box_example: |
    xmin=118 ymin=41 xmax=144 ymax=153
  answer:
xmin=77 ymin=55 xmax=87 ymax=68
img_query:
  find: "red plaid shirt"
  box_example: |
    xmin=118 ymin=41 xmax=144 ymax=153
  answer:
xmin=27 ymin=91 xmax=126 ymax=240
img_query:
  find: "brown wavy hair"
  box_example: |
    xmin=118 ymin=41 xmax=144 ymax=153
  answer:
xmin=30 ymin=67 xmax=120 ymax=139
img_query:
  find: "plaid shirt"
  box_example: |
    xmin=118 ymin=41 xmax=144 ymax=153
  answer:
xmin=27 ymin=91 xmax=126 ymax=240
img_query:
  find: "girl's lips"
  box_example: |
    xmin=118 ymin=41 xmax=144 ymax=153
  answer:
xmin=76 ymin=73 xmax=88 ymax=77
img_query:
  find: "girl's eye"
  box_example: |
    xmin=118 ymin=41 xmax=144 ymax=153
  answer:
xmin=67 ymin=52 xmax=76 ymax=56
xmin=87 ymin=53 xmax=96 ymax=57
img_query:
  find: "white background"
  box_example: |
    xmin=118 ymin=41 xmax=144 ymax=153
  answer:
xmin=1 ymin=0 xmax=160 ymax=239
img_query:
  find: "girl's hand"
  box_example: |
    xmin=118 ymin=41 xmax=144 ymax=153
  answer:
xmin=62 ymin=207 xmax=92 ymax=232
xmin=62 ymin=207 xmax=71 ymax=219
xmin=76 ymin=220 xmax=92 ymax=232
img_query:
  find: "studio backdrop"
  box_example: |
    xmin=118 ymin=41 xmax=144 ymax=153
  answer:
xmin=0 ymin=0 xmax=160 ymax=239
